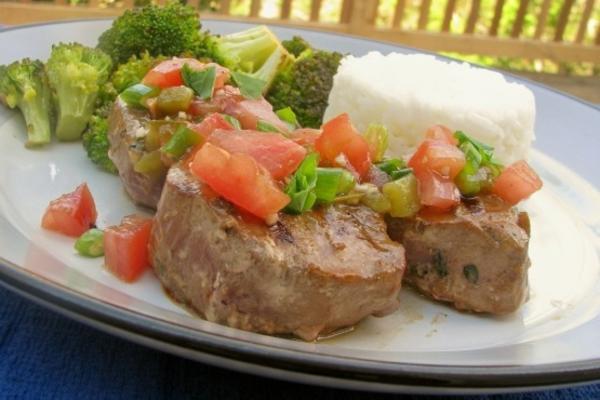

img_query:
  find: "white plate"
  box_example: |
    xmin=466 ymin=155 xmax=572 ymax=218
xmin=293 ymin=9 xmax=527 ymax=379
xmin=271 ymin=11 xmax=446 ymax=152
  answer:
xmin=1 ymin=19 xmax=600 ymax=394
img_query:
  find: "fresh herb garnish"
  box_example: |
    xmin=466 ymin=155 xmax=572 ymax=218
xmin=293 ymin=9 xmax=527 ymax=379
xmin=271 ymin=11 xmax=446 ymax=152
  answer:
xmin=454 ymin=131 xmax=503 ymax=196
xmin=432 ymin=250 xmax=448 ymax=278
xmin=120 ymin=83 xmax=160 ymax=108
xmin=182 ymin=64 xmax=216 ymax=100
xmin=463 ymin=264 xmax=479 ymax=284
xmin=231 ymin=71 xmax=266 ymax=99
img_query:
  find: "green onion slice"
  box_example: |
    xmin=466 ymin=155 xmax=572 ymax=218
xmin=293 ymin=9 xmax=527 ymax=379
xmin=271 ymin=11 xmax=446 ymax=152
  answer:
xmin=257 ymin=120 xmax=282 ymax=133
xmin=376 ymin=158 xmax=412 ymax=181
xmin=120 ymin=84 xmax=160 ymax=108
xmin=284 ymin=153 xmax=319 ymax=214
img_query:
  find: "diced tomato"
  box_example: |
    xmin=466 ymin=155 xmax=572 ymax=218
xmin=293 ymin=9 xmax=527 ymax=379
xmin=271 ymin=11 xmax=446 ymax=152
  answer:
xmin=491 ymin=160 xmax=542 ymax=205
xmin=190 ymin=113 xmax=235 ymax=139
xmin=224 ymin=98 xmax=290 ymax=134
xmin=206 ymin=62 xmax=230 ymax=90
xmin=189 ymin=143 xmax=290 ymax=221
xmin=415 ymin=170 xmax=461 ymax=211
xmin=425 ymin=124 xmax=458 ymax=146
xmin=289 ymin=128 xmax=321 ymax=148
xmin=408 ymin=139 xmax=465 ymax=180
xmin=208 ymin=130 xmax=306 ymax=180
xmin=41 ymin=183 xmax=97 ymax=237
xmin=142 ymin=58 xmax=205 ymax=89
xmin=314 ymin=113 xmax=372 ymax=179
xmin=104 ymin=215 xmax=153 ymax=283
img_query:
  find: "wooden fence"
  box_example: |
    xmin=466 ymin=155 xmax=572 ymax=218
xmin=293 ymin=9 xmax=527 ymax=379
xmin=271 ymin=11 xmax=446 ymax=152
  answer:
xmin=1 ymin=0 xmax=599 ymax=65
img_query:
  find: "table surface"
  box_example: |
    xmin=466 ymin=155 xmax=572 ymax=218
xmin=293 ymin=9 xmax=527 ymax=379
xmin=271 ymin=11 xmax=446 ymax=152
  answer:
xmin=0 ymin=285 xmax=599 ymax=399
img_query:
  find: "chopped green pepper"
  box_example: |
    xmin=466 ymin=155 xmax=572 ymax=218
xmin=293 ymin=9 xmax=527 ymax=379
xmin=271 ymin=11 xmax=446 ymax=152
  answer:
xmin=145 ymin=120 xmax=186 ymax=151
xmin=382 ymin=174 xmax=421 ymax=217
xmin=74 ymin=228 xmax=104 ymax=258
xmin=156 ymin=86 xmax=194 ymax=115
xmin=314 ymin=168 xmax=356 ymax=203
xmin=134 ymin=150 xmax=166 ymax=176
xmin=161 ymin=126 xmax=203 ymax=160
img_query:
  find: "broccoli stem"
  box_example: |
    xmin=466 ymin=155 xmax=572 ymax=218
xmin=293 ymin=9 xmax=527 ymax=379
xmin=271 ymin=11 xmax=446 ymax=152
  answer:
xmin=56 ymin=113 xmax=92 ymax=141
xmin=21 ymin=102 xmax=52 ymax=147
xmin=218 ymin=26 xmax=281 ymax=72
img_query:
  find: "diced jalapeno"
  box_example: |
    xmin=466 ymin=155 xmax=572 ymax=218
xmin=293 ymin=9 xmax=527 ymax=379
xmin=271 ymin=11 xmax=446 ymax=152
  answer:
xmin=74 ymin=228 xmax=104 ymax=258
xmin=145 ymin=120 xmax=186 ymax=151
xmin=382 ymin=174 xmax=420 ymax=217
xmin=134 ymin=150 xmax=166 ymax=176
xmin=361 ymin=189 xmax=391 ymax=214
xmin=161 ymin=126 xmax=203 ymax=160
xmin=156 ymin=86 xmax=194 ymax=115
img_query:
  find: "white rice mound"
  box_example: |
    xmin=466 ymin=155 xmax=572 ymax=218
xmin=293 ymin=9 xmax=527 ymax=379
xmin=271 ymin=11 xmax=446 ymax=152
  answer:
xmin=324 ymin=52 xmax=536 ymax=164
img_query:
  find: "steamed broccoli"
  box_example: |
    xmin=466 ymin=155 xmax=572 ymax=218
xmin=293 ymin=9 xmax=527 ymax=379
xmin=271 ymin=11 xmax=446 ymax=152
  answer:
xmin=111 ymin=52 xmax=166 ymax=93
xmin=0 ymin=59 xmax=54 ymax=147
xmin=97 ymin=3 xmax=210 ymax=65
xmin=46 ymin=43 xmax=112 ymax=141
xmin=82 ymin=114 xmax=116 ymax=174
xmin=267 ymin=48 xmax=343 ymax=128
xmin=204 ymin=25 xmax=294 ymax=93
xmin=282 ymin=36 xmax=311 ymax=58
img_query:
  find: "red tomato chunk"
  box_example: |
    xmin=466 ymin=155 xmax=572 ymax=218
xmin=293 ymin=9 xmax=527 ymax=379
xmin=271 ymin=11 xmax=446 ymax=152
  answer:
xmin=190 ymin=143 xmax=290 ymax=221
xmin=415 ymin=170 xmax=461 ymax=211
xmin=190 ymin=113 xmax=235 ymax=139
xmin=142 ymin=58 xmax=205 ymax=89
xmin=208 ymin=130 xmax=306 ymax=180
xmin=492 ymin=160 xmax=543 ymax=205
xmin=425 ymin=125 xmax=458 ymax=146
xmin=104 ymin=215 xmax=153 ymax=283
xmin=41 ymin=183 xmax=97 ymax=237
xmin=314 ymin=113 xmax=372 ymax=179
xmin=408 ymin=139 xmax=465 ymax=180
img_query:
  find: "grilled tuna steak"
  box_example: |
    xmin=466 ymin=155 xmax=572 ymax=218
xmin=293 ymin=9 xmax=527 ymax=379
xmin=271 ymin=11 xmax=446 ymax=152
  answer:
xmin=386 ymin=197 xmax=531 ymax=314
xmin=150 ymin=165 xmax=406 ymax=340
xmin=108 ymin=99 xmax=165 ymax=209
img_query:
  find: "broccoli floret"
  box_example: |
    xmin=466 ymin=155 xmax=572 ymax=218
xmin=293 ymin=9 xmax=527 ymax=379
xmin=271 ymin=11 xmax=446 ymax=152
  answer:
xmin=0 ymin=59 xmax=54 ymax=147
xmin=46 ymin=43 xmax=112 ymax=141
xmin=111 ymin=52 xmax=166 ymax=93
xmin=282 ymin=36 xmax=311 ymax=58
xmin=205 ymin=25 xmax=294 ymax=93
xmin=97 ymin=3 xmax=209 ymax=65
xmin=82 ymin=114 xmax=117 ymax=174
xmin=267 ymin=49 xmax=342 ymax=128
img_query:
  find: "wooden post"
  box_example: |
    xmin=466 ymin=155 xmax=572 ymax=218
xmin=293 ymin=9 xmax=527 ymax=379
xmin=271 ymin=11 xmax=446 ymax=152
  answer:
xmin=464 ymin=0 xmax=481 ymax=34
xmin=489 ymin=0 xmax=505 ymax=36
xmin=553 ymin=0 xmax=575 ymax=42
xmin=218 ymin=0 xmax=231 ymax=15
xmin=249 ymin=0 xmax=261 ymax=17
xmin=280 ymin=0 xmax=292 ymax=19
xmin=310 ymin=0 xmax=322 ymax=22
xmin=417 ymin=0 xmax=431 ymax=30
xmin=441 ymin=0 xmax=457 ymax=32
xmin=534 ymin=0 xmax=552 ymax=39
xmin=575 ymin=0 xmax=595 ymax=44
xmin=510 ymin=0 xmax=530 ymax=38
xmin=392 ymin=0 xmax=406 ymax=28
xmin=348 ymin=0 xmax=378 ymax=33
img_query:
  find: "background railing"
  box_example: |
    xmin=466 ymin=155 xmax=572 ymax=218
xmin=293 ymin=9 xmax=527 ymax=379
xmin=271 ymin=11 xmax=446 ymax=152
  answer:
xmin=1 ymin=0 xmax=599 ymax=102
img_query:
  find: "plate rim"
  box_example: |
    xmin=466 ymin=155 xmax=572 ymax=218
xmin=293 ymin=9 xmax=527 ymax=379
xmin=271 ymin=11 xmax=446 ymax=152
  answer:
xmin=1 ymin=18 xmax=600 ymax=394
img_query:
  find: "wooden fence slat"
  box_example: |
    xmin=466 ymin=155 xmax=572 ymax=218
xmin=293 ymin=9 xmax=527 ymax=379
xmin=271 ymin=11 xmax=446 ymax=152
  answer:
xmin=489 ymin=0 xmax=505 ymax=36
xmin=392 ymin=0 xmax=406 ymax=28
xmin=534 ymin=0 xmax=552 ymax=39
xmin=280 ymin=0 xmax=292 ymax=19
xmin=250 ymin=0 xmax=261 ymax=17
xmin=575 ymin=0 xmax=595 ymax=43
xmin=340 ymin=0 xmax=352 ymax=24
xmin=217 ymin=0 xmax=231 ymax=15
xmin=510 ymin=0 xmax=530 ymax=38
xmin=553 ymin=0 xmax=575 ymax=42
xmin=310 ymin=0 xmax=323 ymax=22
xmin=418 ymin=0 xmax=431 ymax=30
xmin=464 ymin=0 xmax=481 ymax=34
xmin=596 ymin=21 xmax=600 ymax=45
xmin=441 ymin=0 xmax=457 ymax=32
